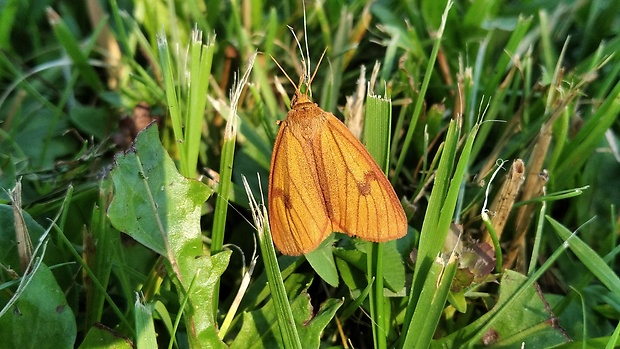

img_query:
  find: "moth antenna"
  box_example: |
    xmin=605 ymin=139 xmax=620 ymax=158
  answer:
xmin=302 ymin=0 xmax=311 ymax=86
xmin=270 ymin=55 xmax=299 ymax=92
xmin=308 ymin=47 xmax=327 ymax=88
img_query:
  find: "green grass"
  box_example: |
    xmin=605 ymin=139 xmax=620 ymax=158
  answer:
xmin=1 ymin=0 xmax=620 ymax=348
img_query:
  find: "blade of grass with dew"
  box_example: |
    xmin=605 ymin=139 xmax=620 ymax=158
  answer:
xmin=242 ymin=175 xmax=302 ymax=349
xmin=393 ymin=0 xmax=453 ymax=183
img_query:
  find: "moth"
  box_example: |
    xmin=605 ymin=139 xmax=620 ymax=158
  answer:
xmin=268 ymin=54 xmax=407 ymax=255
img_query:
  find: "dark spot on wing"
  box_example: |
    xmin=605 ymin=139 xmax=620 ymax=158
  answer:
xmin=283 ymin=193 xmax=293 ymax=209
xmin=357 ymin=171 xmax=377 ymax=196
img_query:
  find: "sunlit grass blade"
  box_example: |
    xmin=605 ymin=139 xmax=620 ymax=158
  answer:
xmin=242 ymin=175 xmax=302 ymax=349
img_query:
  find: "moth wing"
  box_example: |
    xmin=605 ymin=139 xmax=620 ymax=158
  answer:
xmin=268 ymin=122 xmax=332 ymax=255
xmin=317 ymin=113 xmax=407 ymax=242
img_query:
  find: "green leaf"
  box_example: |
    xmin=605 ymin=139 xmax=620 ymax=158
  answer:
xmin=184 ymin=251 xmax=231 ymax=347
xmin=107 ymin=123 xmax=227 ymax=347
xmin=432 ymin=270 xmax=570 ymax=348
xmin=79 ymin=325 xmax=133 ymax=349
xmin=382 ymin=239 xmax=405 ymax=293
xmin=334 ymin=245 xmax=404 ymax=294
xmin=335 ymin=248 xmax=368 ymax=294
xmin=306 ymin=235 xmax=339 ymax=287
xmin=11 ymin=108 xmax=75 ymax=170
xmin=108 ymin=123 xmax=213 ymax=256
xmin=0 ymin=263 xmax=76 ymax=348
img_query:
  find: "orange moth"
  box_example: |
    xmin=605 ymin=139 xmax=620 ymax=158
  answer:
xmin=268 ymin=53 xmax=408 ymax=256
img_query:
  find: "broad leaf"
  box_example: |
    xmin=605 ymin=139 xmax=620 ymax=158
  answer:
xmin=432 ymin=270 xmax=570 ymax=348
xmin=0 ymin=263 xmax=76 ymax=348
xmin=108 ymin=123 xmax=212 ymax=258
xmin=108 ymin=123 xmax=227 ymax=348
